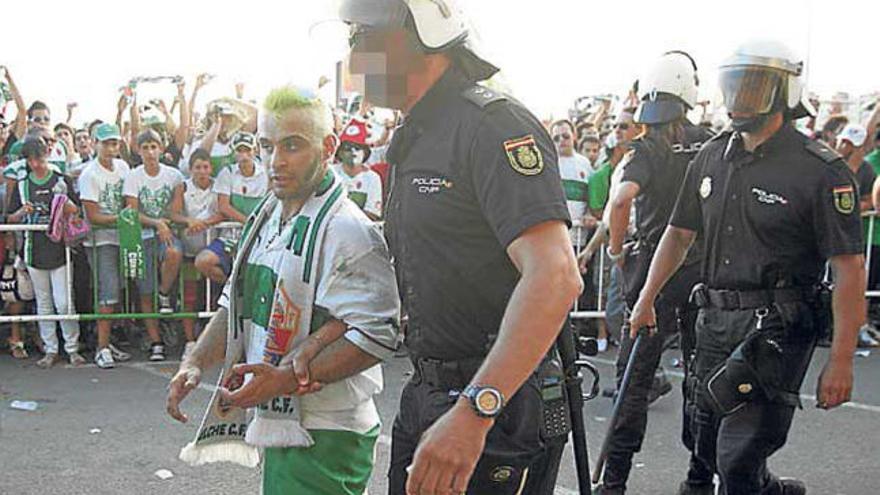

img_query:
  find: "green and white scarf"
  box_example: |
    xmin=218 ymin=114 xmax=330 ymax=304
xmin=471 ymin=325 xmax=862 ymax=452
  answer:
xmin=180 ymin=174 xmax=346 ymax=467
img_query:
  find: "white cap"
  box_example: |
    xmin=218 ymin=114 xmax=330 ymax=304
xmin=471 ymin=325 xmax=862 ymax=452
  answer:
xmin=839 ymin=123 xmax=867 ymax=147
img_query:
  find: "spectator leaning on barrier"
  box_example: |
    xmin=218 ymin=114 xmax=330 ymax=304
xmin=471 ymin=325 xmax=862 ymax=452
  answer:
xmin=194 ymin=131 xmax=268 ymax=285
xmin=123 ymin=129 xmax=186 ymax=362
xmin=169 ymin=148 xmax=224 ymax=359
xmin=7 ymin=129 xmax=85 ymax=368
xmin=78 ymin=123 xmax=133 ymax=369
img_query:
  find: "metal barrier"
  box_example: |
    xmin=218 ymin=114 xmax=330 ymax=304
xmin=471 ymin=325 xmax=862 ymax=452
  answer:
xmin=2 ymin=211 xmax=878 ymax=325
xmin=0 ymin=221 xmax=243 ymax=324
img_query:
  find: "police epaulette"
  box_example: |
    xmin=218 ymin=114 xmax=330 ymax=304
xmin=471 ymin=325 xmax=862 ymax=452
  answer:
xmin=461 ymin=85 xmax=507 ymax=108
xmin=805 ymin=140 xmax=843 ymax=164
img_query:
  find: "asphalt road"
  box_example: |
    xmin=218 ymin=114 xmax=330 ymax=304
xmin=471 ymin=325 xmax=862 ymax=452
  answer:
xmin=1 ymin=344 xmax=879 ymax=495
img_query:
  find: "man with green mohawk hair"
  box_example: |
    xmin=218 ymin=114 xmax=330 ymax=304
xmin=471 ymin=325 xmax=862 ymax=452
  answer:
xmin=168 ymin=84 xmax=401 ymax=495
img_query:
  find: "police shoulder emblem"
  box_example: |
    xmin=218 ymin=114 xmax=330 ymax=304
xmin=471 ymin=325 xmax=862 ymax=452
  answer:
xmin=700 ymin=176 xmax=712 ymax=199
xmin=503 ymin=135 xmax=544 ymax=176
xmin=832 ymin=185 xmax=855 ymax=214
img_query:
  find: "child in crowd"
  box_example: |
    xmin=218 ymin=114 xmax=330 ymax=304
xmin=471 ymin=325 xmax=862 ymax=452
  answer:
xmin=169 ymin=148 xmax=223 ymax=359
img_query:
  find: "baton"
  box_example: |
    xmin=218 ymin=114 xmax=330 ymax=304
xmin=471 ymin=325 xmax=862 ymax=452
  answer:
xmin=592 ymin=324 xmax=649 ymax=484
xmin=556 ymin=321 xmax=600 ymax=495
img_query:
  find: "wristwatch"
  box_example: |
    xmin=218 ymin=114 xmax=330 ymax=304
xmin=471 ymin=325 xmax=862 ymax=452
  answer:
xmin=461 ymin=385 xmax=505 ymax=418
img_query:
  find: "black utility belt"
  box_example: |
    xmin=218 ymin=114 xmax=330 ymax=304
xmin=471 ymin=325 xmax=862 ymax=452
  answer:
xmin=690 ymin=283 xmax=816 ymax=310
xmin=410 ymin=356 xmax=486 ymax=390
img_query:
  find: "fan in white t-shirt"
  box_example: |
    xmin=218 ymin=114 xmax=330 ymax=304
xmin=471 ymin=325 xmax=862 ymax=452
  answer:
xmin=334 ymin=119 xmax=383 ymax=220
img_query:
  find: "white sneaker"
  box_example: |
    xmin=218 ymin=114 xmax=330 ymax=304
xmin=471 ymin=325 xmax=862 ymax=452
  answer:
xmin=181 ymin=341 xmax=197 ymax=361
xmin=858 ymin=327 xmax=880 ymax=348
xmin=158 ymin=293 xmax=174 ymax=314
xmin=108 ymin=343 xmax=132 ymax=362
xmin=597 ymin=338 xmax=609 ymax=353
xmin=95 ymin=348 xmax=115 ymax=369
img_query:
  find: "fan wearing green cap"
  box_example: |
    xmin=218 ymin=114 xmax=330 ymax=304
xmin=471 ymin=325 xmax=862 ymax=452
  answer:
xmin=78 ymin=122 xmax=134 ymax=369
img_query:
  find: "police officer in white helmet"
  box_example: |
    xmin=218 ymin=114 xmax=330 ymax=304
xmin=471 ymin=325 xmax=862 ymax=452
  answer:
xmin=630 ymin=40 xmax=865 ymax=495
xmin=339 ymin=1 xmax=583 ymax=493
xmin=600 ymin=50 xmax=715 ymax=495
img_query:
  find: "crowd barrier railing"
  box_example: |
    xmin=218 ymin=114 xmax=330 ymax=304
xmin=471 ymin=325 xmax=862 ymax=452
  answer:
xmin=2 ymin=212 xmax=878 ymax=325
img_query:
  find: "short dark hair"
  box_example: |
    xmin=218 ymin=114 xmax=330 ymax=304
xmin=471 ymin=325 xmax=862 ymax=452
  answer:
xmin=550 ymin=119 xmax=576 ymax=136
xmin=137 ymin=129 xmax=164 ymax=148
xmin=21 ymin=129 xmax=50 ymax=160
xmin=27 ymin=101 xmax=50 ymax=120
xmin=188 ymin=148 xmax=211 ymax=167
xmin=54 ymin=122 xmax=73 ymax=135
xmin=822 ymin=115 xmax=848 ymax=135
xmin=580 ymin=134 xmax=601 ymax=146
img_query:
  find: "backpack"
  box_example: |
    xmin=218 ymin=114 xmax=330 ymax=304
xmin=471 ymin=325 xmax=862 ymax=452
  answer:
xmin=0 ymin=254 xmax=35 ymax=303
xmin=47 ymin=193 xmax=90 ymax=246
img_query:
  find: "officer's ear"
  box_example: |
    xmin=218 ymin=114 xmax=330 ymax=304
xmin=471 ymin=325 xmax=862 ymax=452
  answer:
xmin=322 ymin=133 xmax=339 ymax=163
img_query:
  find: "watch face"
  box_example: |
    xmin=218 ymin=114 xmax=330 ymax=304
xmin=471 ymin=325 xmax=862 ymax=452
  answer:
xmin=476 ymin=389 xmax=501 ymax=413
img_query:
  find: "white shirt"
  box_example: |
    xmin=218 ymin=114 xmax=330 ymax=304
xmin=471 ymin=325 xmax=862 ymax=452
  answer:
xmin=181 ymin=178 xmax=219 ymax=256
xmin=122 ymin=163 xmax=185 ymax=239
xmin=558 ymin=152 xmax=593 ymax=246
xmin=213 ymin=163 xmax=269 ymax=243
xmin=78 ymin=158 xmax=131 ymax=246
xmin=334 ymin=164 xmax=383 ymax=219
xmin=219 ymin=198 xmax=401 ymax=433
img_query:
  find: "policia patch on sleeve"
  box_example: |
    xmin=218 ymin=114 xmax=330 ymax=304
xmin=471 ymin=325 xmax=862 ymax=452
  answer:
xmin=833 ymin=185 xmax=855 ymax=214
xmin=503 ymin=135 xmax=544 ymax=176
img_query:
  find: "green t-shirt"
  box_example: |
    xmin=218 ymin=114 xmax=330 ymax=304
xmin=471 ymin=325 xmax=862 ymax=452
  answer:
xmin=588 ymin=161 xmax=612 ymax=211
xmin=864 ymin=156 xmax=880 ymax=246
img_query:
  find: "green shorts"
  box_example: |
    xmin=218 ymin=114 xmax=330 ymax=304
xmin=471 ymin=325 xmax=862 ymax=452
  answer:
xmin=262 ymin=426 xmax=379 ymax=495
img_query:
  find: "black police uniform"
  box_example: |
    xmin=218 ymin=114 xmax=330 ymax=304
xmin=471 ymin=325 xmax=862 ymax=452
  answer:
xmin=669 ymin=123 xmax=863 ymax=494
xmin=603 ymin=122 xmax=715 ymax=493
xmin=384 ymin=65 xmax=571 ymax=494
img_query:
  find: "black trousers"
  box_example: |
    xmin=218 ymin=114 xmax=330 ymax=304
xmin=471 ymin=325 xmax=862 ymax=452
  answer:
xmin=692 ymin=304 xmax=816 ymax=495
xmin=604 ymin=262 xmax=711 ymax=490
xmin=388 ymin=372 xmax=557 ymax=494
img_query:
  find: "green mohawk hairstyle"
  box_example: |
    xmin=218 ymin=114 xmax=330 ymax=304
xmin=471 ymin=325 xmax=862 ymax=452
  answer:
xmin=263 ymin=85 xmax=323 ymax=119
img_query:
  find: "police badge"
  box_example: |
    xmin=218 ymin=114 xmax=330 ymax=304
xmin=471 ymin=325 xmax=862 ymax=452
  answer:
xmin=503 ymin=135 xmax=544 ymax=176
xmin=700 ymin=176 xmax=712 ymax=199
xmin=832 ymin=185 xmax=855 ymax=214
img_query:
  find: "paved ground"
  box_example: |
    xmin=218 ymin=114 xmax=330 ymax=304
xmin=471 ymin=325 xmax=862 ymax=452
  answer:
xmin=1 ymin=343 xmax=879 ymax=494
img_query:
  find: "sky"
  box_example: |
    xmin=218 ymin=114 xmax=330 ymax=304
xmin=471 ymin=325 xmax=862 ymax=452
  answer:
xmin=1 ymin=0 xmax=878 ymax=128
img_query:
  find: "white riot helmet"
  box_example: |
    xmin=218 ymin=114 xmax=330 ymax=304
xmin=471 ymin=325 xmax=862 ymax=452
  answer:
xmin=718 ymin=39 xmax=815 ymax=130
xmin=635 ymin=51 xmax=700 ymax=124
xmin=340 ymin=0 xmax=498 ymax=80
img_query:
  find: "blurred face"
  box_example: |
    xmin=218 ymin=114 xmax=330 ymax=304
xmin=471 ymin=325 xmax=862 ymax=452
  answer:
xmin=836 ymin=139 xmax=855 ymax=159
xmin=259 ymin=109 xmax=334 ymax=202
xmin=75 ymin=130 xmax=92 ymax=155
xmin=348 ymin=27 xmax=427 ymax=111
xmin=55 ymin=127 xmax=72 ymax=144
xmin=614 ymin=114 xmax=638 ymax=145
xmin=97 ymin=139 xmax=120 ymax=161
xmin=139 ymin=141 xmax=162 ymax=165
xmin=551 ymin=123 xmax=575 ymax=157
xmin=338 ymin=142 xmax=366 ymax=168
xmin=190 ymin=158 xmax=212 ymax=184
xmin=235 ymin=145 xmax=255 ymax=166
xmin=29 ymin=109 xmax=51 ymax=130
xmin=582 ymin=141 xmax=601 ymax=164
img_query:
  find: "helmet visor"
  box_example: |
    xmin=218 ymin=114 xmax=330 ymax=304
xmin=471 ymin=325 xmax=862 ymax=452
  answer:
xmin=719 ymin=66 xmax=783 ymax=115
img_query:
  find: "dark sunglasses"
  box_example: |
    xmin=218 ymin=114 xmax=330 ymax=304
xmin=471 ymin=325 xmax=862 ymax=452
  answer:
xmin=31 ymin=116 xmax=51 ymax=124
xmin=553 ymin=134 xmax=572 ymax=143
xmin=615 ymin=123 xmax=630 ymax=131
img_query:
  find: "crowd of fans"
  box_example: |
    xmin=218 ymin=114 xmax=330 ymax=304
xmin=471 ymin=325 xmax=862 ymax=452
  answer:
xmin=1 ymin=64 xmax=879 ymax=372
